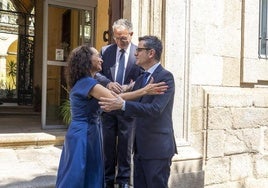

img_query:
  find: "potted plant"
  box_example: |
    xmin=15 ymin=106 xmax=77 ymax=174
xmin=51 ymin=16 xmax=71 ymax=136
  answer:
xmin=5 ymin=60 xmax=17 ymax=100
xmin=59 ymin=85 xmax=71 ymax=125
xmin=6 ymin=60 xmax=16 ymax=88
xmin=5 ymin=81 xmax=14 ymax=99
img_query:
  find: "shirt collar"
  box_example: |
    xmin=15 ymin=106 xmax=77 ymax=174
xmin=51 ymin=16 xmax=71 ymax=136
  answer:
xmin=117 ymin=44 xmax=131 ymax=56
xmin=147 ymin=62 xmax=161 ymax=74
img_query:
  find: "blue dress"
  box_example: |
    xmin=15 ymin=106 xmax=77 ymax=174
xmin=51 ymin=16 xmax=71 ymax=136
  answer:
xmin=56 ymin=77 xmax=104 ymax=188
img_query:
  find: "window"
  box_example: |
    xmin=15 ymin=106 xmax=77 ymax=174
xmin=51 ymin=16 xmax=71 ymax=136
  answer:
xmin=243 ymin=0 xmax=268 ymax=83
xmin=259 ymin=0 xmax=268 ymax=57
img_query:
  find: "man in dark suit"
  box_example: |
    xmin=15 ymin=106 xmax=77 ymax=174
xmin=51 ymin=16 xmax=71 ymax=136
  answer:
xmin=99 ymin=19 xmax=143 ymax=188
xmin=99 ymin=35 xmax=177 ymax=188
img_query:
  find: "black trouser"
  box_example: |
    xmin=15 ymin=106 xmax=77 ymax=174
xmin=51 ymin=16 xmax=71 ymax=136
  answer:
xmin=101 ymin=112 xmax=135 ymax=184
xmin=133 ymin=154 xmax=172 ymax=188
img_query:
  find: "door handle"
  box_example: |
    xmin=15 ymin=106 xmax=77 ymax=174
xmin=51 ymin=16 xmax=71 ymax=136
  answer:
xmin=103 ymin=30 xmax=109 ymax=42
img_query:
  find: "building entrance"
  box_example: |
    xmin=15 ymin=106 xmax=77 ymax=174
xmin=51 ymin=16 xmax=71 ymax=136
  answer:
xmin=0 ymin=0 xmax=35 ymax=105
xmin=42 ymin=0 xmax=95 ymax=128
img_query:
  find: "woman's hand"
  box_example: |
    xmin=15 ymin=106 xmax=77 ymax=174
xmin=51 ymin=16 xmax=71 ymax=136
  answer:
xmin=122 ymin=80 xmax=135 ymax=92
xmin=143 ymin=77 xmax=168 ymax=95
xmin=107 ymin=82 xmax=124 ymax=94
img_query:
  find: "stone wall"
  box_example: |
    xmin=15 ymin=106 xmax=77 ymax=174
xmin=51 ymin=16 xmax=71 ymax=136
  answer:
xmin=127 ymin=1 xmax=268 ymax=187
xmin=191 ymin=86 xmax=268 ymax=188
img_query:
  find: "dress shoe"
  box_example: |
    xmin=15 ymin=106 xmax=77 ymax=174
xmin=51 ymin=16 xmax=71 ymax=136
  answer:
xmin=118 ymin=183 xmax=129 ymax=188
xmin=105 ymin=182 xmax=115 ymax=188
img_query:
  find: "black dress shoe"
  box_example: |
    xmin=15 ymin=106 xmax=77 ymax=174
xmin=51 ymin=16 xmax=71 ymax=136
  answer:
xmin=105 ymin=182 xmax=115 ymax=188
xmin=118 ymin=183 xmax=129 ymax=188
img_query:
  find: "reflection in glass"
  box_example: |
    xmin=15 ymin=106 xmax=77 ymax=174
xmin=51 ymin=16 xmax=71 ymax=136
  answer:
xmin=46 ymin=5 xmax=94 ymax=126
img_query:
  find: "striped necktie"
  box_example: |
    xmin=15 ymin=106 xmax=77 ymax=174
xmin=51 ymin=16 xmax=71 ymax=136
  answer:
xmin=116 ymin=49 xmax=125 ymax=84
xmin=142 ymin=72 xmax=150 ymax=87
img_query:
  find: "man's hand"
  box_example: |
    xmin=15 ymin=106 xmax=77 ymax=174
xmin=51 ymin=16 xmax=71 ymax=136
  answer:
xmin=99 ymin=91 xmax=124 ymax=112
xmin=122 ymin=80 xmax=135 ymax=92
xmin=144 ymin=77 xmax=168 ymax=95
xmin=107 ymin=82 xmax=124 ymax=94
xmin=144 ymin=82 xmax=168 ymax=95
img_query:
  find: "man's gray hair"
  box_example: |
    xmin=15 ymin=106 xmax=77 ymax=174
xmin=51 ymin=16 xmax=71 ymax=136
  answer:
xmin=112 ymin=18 xmax=133 ymax=32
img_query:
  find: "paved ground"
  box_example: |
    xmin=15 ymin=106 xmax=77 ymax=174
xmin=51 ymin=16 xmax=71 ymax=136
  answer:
xmin=0 ymin=116 xmax=132 ymax=188
xmin=0 ymin=145 xmax=62 ymax=188
xmin=0 ymin=114 xmax=65 ymax=188
xmin=0 ymin=145 xmax=133 ymax=188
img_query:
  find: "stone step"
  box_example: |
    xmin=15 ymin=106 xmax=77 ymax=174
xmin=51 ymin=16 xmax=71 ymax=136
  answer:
xmin=168 ymin=146 xmax=204 ymax=188
xmin=0 ymin=103 xmax=39 ymax=116
xmin=0 ymin=131 xmax=65 ymax=148
xmin=0 ymin=113 xmax=66 ymax=148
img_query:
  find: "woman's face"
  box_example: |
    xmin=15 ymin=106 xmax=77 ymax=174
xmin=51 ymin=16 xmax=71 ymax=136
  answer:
xmin=90 ymin=47 xmax=103 ymax=72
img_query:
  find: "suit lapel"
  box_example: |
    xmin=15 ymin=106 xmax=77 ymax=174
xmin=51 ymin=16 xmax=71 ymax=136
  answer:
xmin=150 ymin=64 xmax=163 ymax=82
xmin=124 ymin=43 xmax=136 ymax=82
xmin=105 ymin=43 xmax=137 ymax=83
xmin=110 ymin=66 xmax=116 ymax=81
xmin=108 ymin=45 xmax=117 ymax=81
xmin=133 ymin=65 xmax=161 ymax=102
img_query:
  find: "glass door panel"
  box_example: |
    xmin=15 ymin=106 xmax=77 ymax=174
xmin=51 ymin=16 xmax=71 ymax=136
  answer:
xmin=43 ymin=3 xmax=94 ymax=128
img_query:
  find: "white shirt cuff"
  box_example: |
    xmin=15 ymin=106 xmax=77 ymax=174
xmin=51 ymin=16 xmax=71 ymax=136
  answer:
xmin=121 ymin=100 xmax=126 ymax=111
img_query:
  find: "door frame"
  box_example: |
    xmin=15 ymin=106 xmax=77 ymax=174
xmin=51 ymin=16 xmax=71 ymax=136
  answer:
xmin=41 ymin=0 xmax=96 ymax=129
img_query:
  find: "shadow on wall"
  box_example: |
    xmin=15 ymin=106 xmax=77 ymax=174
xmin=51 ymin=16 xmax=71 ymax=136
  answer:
xmin=169 ymin=157 xmax=204 ymax=188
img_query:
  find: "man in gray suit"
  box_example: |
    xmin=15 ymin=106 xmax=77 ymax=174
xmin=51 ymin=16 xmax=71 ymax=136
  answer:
xmin=99 ymin=19 xmax=143 ymax=188
xmin=99 ymin=35 xmax=177 ymax=188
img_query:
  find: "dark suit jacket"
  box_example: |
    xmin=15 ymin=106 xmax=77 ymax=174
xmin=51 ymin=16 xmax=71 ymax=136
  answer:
xmin=124 ymin=64 xmax=177 ymax=159
xmin=99 ymin=43 xmax=143 ymax=86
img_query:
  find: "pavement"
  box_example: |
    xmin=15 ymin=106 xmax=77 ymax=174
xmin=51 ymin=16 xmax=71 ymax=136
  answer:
xmin=0 ymin=145 xmax=62 ymax=188
xmin=0 ymin=102 xmax=134 ymax=188
xmin=0 ymin=115 xmax=66 ymax=188
xmin=0 ymin=115 xmax=133 ymax=188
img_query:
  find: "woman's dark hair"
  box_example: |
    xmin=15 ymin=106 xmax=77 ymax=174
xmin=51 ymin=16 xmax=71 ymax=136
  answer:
xmin=67 ymin=45 xmax=93 ymax=87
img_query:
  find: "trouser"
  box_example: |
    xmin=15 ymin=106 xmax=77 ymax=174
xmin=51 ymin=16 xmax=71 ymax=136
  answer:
xmin=101 ymin=113 xmax=135 ymax=184
xmin=133 ymin=154 xmax=172 ymax=188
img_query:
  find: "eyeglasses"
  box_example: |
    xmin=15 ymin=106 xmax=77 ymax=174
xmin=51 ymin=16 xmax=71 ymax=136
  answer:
xmin=136 ymin=48 xmax=151 ymax=52
xmin=113 ymin=35 xmax=130 ymax=42
xmin=113 ymin=32 xmax=133 ymax=42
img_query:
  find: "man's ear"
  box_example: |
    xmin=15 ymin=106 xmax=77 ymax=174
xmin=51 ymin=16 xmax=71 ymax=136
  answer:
xmin=148 ymin=49 xmax=155 ymax=58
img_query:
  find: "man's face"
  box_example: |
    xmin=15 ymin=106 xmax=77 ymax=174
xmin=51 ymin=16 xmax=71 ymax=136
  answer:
xmin=135 ymin=41 xmax=151 ymax=69
xmin=113 ymin=27 xmax=133 ymax=49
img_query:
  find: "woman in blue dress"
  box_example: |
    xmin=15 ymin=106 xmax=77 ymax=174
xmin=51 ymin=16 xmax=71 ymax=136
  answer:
xmin=56 ymin=45 xmax=167 ymax=188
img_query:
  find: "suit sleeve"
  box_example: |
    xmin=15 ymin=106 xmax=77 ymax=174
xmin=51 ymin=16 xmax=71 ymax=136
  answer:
xmin=94 ymin=73 xmax=111 ymax=87
xmin=124 ymin=71 xmax=175 ymax=118
xmin=95 ymin=45 xmax=113 ymax=87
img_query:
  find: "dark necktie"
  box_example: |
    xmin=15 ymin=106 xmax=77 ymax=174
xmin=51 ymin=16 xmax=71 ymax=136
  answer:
xmin=142 ymin=72 xmax=150 ymax=87
xmin=116 ymin=49 xmax=125 ymax=84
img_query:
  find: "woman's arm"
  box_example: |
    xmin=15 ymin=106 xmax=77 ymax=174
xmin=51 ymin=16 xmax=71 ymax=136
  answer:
xmin=90 ymin=81 xmax=167 ymax=101
xmin=119 ymin=81 xmax=168 ymax=100
xmin=89 ymin=84 xmax=115 ymax=100
xmin=98 ymin=82 xmax=169 ymax=112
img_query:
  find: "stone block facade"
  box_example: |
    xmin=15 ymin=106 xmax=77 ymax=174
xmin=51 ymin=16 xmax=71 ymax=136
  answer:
xmin=190 ymin=86 xmax=268 ymax=187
